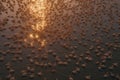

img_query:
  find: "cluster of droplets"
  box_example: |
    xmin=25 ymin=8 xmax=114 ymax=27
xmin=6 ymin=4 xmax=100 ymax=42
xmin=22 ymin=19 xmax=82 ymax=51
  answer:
xmin=23 ymin=0 xmax=47 ymax=47
xmin=0 ymin=0 xmax=120 ymax=80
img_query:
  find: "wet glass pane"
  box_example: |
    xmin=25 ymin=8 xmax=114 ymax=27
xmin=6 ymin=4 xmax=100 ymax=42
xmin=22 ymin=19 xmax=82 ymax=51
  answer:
xmin=0 ymin=0 xmax=120 ymax=80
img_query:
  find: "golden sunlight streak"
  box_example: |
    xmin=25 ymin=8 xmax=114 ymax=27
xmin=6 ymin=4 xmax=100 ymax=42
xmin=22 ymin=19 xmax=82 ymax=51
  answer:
xmin=24 ymin=0 xmax=47 ymax=47
xmin=30 ymin=0 xmax=46 ymax=31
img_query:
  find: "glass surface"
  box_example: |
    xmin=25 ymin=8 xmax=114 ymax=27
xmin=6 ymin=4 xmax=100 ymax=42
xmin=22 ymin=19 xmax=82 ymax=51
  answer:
xmin=0 ymin=0 xmax=120 ymax=80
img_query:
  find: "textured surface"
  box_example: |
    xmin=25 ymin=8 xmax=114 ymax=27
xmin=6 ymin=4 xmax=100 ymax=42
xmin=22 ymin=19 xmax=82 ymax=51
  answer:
xmin=0 ymin=0 xmax=120 ymax=80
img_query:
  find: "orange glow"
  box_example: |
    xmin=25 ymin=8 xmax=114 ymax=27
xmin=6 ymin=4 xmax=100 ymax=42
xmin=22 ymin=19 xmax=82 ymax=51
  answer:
xmin=41 ymin=39 xmax=46 ymax=47
xmin=24 ymin=0 xmax=47 ymax=47
xmin=29 ymin=33 xmax=34 ymax=39
xmin=29 ymin=0 xmax=46 ymax=31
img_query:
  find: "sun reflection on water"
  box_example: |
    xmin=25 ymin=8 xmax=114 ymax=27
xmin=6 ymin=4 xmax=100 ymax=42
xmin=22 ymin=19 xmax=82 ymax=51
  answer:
xmin=30 ymin=0 xmax=46 ymax=31
xmin=24 ymin=0 xmax=47 ymax=47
